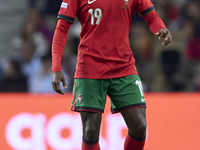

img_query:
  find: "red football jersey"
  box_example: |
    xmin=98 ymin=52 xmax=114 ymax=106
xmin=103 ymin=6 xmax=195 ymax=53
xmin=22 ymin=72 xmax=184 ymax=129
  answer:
xmin=58 ymin=0 xmax=155 ymax=79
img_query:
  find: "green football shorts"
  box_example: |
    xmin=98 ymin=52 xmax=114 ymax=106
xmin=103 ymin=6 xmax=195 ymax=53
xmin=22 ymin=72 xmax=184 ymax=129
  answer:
xmin=71 ymin=75 xmax=146 ymax=113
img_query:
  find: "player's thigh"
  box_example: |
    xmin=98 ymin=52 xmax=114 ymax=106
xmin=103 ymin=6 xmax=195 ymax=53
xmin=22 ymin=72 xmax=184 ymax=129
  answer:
xmin=121 ymin=107 xmax=146 ymax=130
xmin=107 ymin=75 xmax=146 ymax=113
xmin=121 ymin=107 xmax=146 ymax=138
xmin=71 ymin=78 xmax=109 ymax=113
xmin=81 ymin=111 xmax=102 ymax=140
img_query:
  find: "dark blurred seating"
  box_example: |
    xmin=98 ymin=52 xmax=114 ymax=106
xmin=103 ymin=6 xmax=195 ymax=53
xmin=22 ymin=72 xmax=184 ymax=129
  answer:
xmin=161 ymin=50 xmax=180 ymax=77
xmin=0 ymin=60 xmax=27 ymax=92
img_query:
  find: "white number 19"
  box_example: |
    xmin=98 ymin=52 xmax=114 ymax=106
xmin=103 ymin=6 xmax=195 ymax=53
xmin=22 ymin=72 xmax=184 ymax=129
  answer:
xmin=135 ymin=80 xmax=144 ymax=96
xmin=88 ymin=8 xmax=102 ymax=25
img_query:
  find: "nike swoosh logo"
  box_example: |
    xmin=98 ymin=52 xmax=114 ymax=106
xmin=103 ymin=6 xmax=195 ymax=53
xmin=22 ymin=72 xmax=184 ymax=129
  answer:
xmin=141 ymin=98 xmax=145 ymax=102
xmin=88 ymin=0 xmax=96 ymax=4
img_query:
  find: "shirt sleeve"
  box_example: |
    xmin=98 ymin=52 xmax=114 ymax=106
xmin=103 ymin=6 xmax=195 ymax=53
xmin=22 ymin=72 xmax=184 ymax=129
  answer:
xmin=136 ymin=0 xmax=155 ymax=17
xmin=52 ymin=19 xmax=72 ymax=73
xmin=143 ymin=11 xmax=167 ymax=34
xmin=57 ymin=0 xmax=79 ymax=23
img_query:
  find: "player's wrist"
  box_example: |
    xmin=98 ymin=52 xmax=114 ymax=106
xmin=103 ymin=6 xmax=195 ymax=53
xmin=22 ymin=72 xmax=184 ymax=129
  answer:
xmin=52 ymin=68 xmax=62 ymax=74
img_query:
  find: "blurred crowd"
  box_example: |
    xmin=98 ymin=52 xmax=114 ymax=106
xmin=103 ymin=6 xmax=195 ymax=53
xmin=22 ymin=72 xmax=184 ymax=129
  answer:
xmin=0 ymin=0 xmax=200 ymax=93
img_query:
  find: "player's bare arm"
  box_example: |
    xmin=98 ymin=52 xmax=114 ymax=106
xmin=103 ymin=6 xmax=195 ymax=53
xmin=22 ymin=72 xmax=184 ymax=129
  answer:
xmin=155 ymin=28 xmax=172 ymax=46
xmin=52 ymin=71 xmax=67 ymax=95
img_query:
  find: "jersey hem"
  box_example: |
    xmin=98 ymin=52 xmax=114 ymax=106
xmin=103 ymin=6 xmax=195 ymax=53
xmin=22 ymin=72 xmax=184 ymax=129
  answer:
xmin=74 ymin=72 xmax=138 ymax=79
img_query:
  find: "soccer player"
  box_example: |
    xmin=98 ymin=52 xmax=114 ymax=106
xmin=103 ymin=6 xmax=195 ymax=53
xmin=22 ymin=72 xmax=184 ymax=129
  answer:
xmin=51 ymin=0 xmax=172 ymax=149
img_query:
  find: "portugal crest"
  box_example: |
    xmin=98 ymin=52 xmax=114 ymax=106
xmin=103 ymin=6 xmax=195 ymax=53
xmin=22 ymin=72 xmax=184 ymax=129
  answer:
xmin=121 ymin=0 xmax=129 ymax=9
xmin=78 ymin=94 xmax=83 ymax=104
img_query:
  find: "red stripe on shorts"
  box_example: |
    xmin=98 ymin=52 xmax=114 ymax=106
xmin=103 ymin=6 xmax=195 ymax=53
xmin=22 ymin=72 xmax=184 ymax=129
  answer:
xmin=72 ymin=109 xmax=103 ymax=113
xmin=72 ymin=82 xmax=77 ymax=110
xmin=112 ymin=106 xmax=146 ymax=114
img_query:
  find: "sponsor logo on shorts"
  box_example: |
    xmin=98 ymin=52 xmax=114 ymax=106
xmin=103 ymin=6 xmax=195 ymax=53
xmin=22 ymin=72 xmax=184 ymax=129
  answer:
xmin=141 ymin=98 xmax=145 ymax=102
xmin=61 ymin=2 xmax=68 ymax=9
xmin=78 ymin=94 xmax=83 ymax=104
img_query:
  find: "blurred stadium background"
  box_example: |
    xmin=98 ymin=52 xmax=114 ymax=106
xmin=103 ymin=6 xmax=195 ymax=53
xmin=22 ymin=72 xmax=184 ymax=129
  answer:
xmin=0 ymin=0 xmax=200 ymax=150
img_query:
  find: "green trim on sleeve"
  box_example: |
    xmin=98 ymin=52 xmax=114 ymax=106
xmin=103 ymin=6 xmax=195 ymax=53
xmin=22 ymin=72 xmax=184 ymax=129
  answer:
xmin=140 ymin=6 xmax=155 ymax=16
xmin=57 ymin=15 xmax=74 ymax=23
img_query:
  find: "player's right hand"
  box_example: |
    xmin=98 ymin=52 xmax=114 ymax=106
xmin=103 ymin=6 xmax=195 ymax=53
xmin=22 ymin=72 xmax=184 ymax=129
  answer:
xmin=52 ymin=71 xmax=67 ymax=95
xmin=155 ymin=28 xmax=172 ymax=46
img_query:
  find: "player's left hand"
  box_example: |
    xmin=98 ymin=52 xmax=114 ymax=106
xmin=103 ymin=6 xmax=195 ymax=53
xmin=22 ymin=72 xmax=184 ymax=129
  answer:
xmin=52 ymin=71 xmax=67 ymax=95
xmin=155 ymin=28 xmax=172 ymax=46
